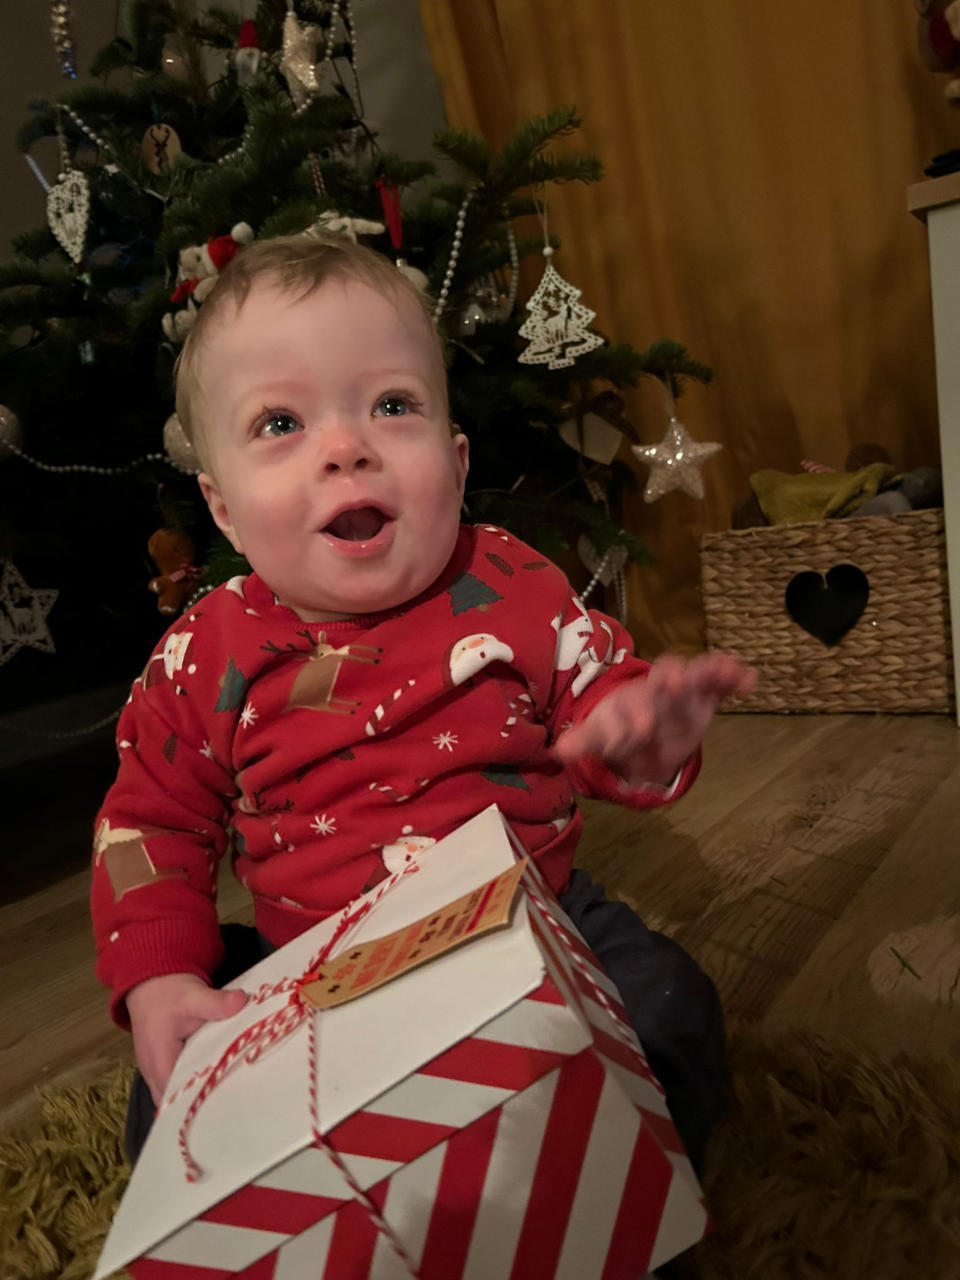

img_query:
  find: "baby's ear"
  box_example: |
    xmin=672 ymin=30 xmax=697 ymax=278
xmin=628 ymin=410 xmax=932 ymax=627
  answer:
xmin=198 ymin=472 xmax=243 ymax=555
xmin=451 ymin=428 xmax=469 ymax=497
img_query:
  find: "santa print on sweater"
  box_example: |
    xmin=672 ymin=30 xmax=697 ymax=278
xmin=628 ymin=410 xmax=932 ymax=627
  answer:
xmin=91 ymin=525 xmax=699 ymax=1025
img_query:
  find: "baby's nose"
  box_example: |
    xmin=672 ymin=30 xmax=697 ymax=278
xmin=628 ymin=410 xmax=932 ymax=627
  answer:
xmin=319 ymin=424 xmax=376 ymax=474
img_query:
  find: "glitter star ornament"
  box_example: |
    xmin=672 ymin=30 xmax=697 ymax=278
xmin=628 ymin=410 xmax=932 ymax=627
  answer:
xmin=0 ymin=560 xmax=58 ymax=666
xmin=517 ymin=247 xmax=604 ymax=370
xmin=281 ymin=1 xmax=321 ymax=109
xmin=632 ymin=417 xmax=722 ymax=502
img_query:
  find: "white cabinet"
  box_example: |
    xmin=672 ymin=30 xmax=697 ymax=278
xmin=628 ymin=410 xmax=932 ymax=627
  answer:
xmin=909 ymin=173 xmax=960 ymax=722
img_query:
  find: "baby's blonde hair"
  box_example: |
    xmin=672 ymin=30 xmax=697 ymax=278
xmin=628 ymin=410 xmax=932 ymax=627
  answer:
xmin=174 ymin=232 xmax=447 ymax=471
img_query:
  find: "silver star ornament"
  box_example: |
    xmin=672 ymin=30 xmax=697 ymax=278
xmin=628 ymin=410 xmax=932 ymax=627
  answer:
xmin=0 ymin=560 xmax=58 ymax=666
xmin=281 ymin=6 xmax=321 ymax=109
xmin=632 ymin=418 xmax=722 ymax=502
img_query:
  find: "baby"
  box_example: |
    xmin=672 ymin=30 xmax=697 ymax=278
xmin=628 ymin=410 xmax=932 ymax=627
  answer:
xmin=91 ymin=233 xmax=754 ymax=1175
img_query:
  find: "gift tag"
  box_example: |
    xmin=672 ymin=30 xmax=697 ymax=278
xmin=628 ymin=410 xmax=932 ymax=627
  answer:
xmin=299 ymin=858 xmax=528 ymax=1009
xmin=47 ymin=169 xmax=89 ymax=264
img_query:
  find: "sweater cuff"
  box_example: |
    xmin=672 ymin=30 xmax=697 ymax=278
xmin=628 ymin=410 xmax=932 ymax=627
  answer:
xmin=97 ymin=917 xmax=224 ymax=1030
xmin=572 ymin=746 xmax=701 ymax=809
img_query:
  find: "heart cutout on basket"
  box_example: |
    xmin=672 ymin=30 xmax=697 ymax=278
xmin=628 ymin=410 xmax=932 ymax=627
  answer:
xmin=784 ymin=563 xmax=869 ymax=647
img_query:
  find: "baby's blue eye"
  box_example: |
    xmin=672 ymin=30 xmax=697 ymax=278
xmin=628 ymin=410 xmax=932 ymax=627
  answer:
xmin=260 ymin=412 xmax=302 ymax=438
xmin=374 ymin=395 xmax=412 ymax=418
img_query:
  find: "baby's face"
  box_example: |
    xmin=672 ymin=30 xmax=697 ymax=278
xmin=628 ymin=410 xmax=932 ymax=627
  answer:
xmin=196 ymin=277 xmax=468 ymax=620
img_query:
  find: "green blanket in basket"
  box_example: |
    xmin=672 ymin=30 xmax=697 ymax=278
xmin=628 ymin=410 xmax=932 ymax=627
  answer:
xmin=749 ymin=462 xmax=900 ymax=525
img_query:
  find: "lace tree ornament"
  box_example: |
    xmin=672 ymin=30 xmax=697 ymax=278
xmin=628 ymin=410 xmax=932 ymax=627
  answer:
xmin=517 ymin=246 xmax=604 ymax=370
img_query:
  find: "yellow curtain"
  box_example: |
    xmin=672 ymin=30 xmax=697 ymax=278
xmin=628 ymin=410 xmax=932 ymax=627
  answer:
xmin=419 ymin=0 xmax=957 ymax=654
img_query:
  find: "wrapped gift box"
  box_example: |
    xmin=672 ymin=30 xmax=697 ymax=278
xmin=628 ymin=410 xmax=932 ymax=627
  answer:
xmin=95 ymin=806 xmax=707 ymax=1280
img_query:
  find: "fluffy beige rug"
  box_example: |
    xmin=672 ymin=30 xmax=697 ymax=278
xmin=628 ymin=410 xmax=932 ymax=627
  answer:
xmin=697 ymin=1027 xmax=960 ymax=1280
xmin=2 ymin=1029 xmax=959 ymax=1279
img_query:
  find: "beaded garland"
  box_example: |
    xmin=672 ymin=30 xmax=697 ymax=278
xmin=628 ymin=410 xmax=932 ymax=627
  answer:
xmin=50 ymin=0 xmax=77 ymax=78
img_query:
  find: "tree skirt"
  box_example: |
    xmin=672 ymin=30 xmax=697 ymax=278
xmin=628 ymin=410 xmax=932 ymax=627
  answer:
xmin=2 ymin=1029 xmax=959 ymax=1280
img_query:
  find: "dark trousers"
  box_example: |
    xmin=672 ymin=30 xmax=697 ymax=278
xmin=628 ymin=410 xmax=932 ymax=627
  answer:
xmin=127 ymin=871 xmax=725 ymax=1249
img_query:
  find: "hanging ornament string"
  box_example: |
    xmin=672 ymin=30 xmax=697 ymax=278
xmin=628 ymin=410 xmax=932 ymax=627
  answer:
xmin=185 ymin=582 xmax=215 ymax=611
xmin=0 ymin=706 xmax=121 ymax=740
xmin=581 ymin=473 xmax=629 ymax=625
xmin=433 ymin=187 xmax=475 ymax=323
xmin=1 ymin=435 xmax=167 ymax=476
xmin=55 ymin=101 xmax=166 ymax=202
xmin=59 ymin=102 xmax=112 ymax=159
xmin=322 ymin=0 xmax=342 ymax=60
xmin=504 ymin=210 xmax=520 ymax=315
xmin=50 ymin=0 xmax=77 ymax=78
xmin=316 ymin=0 xmax=363 ymax=119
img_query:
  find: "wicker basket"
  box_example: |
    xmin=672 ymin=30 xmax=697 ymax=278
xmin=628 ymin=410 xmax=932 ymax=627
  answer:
xmin=700 ymin=508 xmax=954 ymax=712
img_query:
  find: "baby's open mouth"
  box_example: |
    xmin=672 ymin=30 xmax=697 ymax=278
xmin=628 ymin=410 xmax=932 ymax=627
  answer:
xmin=324 ymin=506 xmax=388 ymax=542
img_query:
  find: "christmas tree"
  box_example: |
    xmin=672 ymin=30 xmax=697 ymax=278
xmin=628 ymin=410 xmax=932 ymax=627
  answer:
xmin=0 ymin=0 xmax=712 ymax=714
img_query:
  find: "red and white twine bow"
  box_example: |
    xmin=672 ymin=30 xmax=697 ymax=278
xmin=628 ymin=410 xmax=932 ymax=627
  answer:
xmin=173 ymin=863 xmax=420 ymax=1184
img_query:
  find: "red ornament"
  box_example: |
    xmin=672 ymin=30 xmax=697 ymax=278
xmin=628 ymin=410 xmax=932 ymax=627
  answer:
xmin=375 ymin=175 xmax=403 ymax=250
xmin=237 ymin=19 xmax=260 ymax=50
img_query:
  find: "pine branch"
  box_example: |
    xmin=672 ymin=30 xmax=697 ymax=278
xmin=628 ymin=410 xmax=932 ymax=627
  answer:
xmin=0 ymin=259 xmax=76 ymax=289
xmin=524 ymin=152 xmax=603 ymax=187
xmin=369 ymin=153 xmax=436 ymax=188
xmin=89 ymin=38 xmax=138 ymax=77
xmin=11 ymin=228 xmax=59 ymax=261
xmin=258 ymin=198 xmax=323 ymax=239
xmin=188 ymin=8 xmax=241 ymax=47
xmin=431 ymin=128 xmax=491 ymax=180
xmin=119 ymin=0 xmax=171 ymax=71
xmin=637 ymin=339 xmax=714 ymax=394
xmin=566 ymin=500 xmax=652 ymax=564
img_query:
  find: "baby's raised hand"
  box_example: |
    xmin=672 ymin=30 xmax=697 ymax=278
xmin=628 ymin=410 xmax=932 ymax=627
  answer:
xmin=555 ymin=652 xmax=756 ymax=788
xmin=126 ymin=972 xmax=248 ymax=1106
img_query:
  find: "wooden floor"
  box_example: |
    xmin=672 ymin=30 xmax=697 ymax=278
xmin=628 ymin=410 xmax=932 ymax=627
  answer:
xmin=3 ymin=712 xmax=960 ymax=1136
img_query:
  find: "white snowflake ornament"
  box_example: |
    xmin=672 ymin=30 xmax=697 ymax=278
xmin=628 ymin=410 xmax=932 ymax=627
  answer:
xmin=632 ymin=418 xmax=722 ymax=502
xmin=517 ymin=247 xmax=604 ymax=370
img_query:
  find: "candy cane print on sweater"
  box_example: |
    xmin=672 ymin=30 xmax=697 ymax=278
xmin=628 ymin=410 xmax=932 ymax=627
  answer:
xmin=364 ymin=678 xmax=417 ymax=736
xmin=552 ymin=596 xmax=628 ymax=699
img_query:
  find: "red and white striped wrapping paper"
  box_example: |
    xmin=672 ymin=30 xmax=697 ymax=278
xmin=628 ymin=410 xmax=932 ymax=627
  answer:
xmin=108 ymin=811 xmax=707 ymax=1280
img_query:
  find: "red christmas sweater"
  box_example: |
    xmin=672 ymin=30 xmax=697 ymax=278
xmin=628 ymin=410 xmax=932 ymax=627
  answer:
xmin=92 ymin=524 xmax=699 ymax=1025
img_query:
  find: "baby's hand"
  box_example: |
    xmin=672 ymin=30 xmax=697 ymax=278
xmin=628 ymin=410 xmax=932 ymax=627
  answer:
xmin=555 ymin=652 xmax=756 ymax=788
xmin=126 ymin=973 xmax=248 ymax=1106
